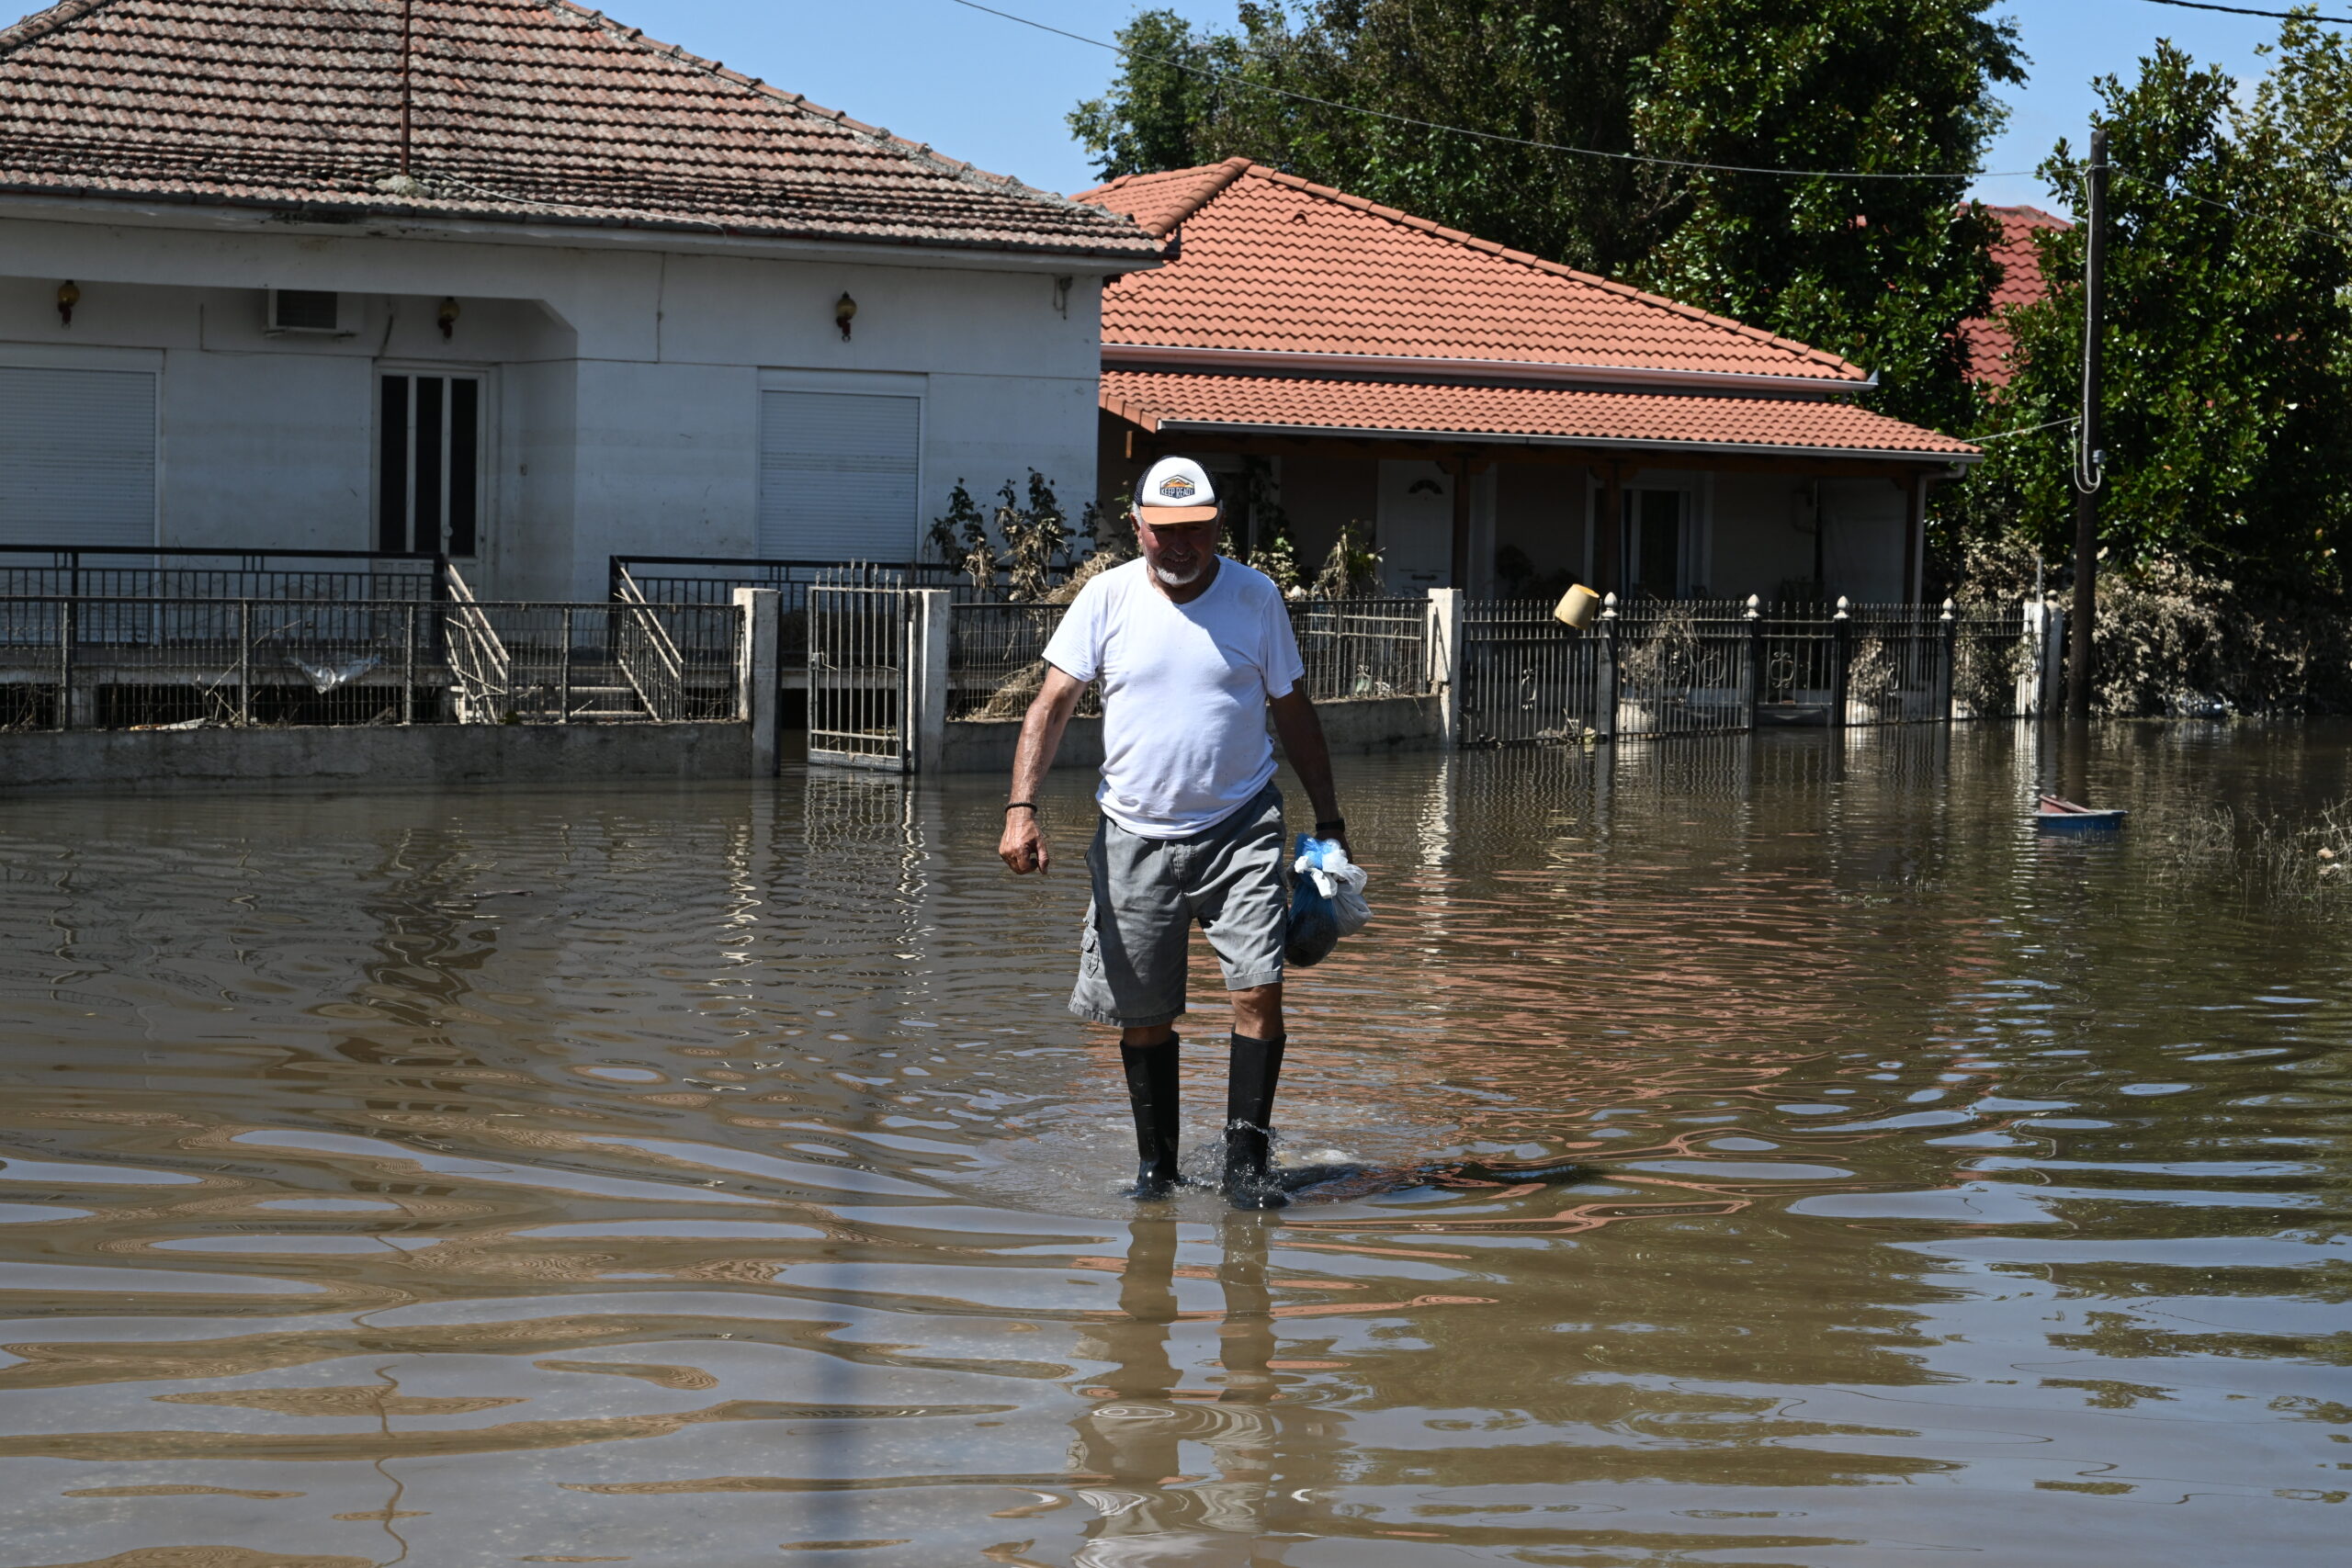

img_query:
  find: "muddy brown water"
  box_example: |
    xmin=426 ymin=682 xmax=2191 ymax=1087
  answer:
xmin=1 ymin=726 xmax=2347 ymax=1567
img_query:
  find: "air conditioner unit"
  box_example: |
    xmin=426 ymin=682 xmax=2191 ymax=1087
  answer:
xmin=265 ymin=288 xmax=344 ymax=336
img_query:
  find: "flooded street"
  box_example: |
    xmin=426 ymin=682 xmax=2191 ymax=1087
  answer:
xmin=2 ymin=726 xmax=2347 ymax=1567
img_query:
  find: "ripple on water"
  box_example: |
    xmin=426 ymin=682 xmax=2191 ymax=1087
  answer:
xmin=0 ymin=731 xmax=2347 ymax=1565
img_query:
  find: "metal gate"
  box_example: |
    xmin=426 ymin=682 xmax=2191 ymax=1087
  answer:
xmin=807 ymin=567 xmax=910 ymax=770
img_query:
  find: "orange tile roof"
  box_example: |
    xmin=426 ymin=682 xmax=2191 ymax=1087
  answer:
xmin=1102 ymin=370 xmax=1980 ymax=461
xmin=1960 ymin=204 xmax=2069 ymax=387
xmin=1077 ymin=159 xmax=1866 ymax=383
xmin=0 ymin=0 xmax=1156 ymax=257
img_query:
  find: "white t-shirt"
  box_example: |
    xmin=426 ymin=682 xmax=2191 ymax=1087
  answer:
xmin=1042 ymin=557 xmax=1306 ymax=839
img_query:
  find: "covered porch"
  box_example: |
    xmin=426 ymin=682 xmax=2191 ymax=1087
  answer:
xmin=1098 ymin=373 xmax=1973 ymax=604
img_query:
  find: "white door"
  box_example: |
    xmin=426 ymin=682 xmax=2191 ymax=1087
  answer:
xmin=1377 ymin=459 xmax=1452 ymax=593
xmin=758 ymin=389 xmax=922 ymax=561
xmin=0 ymin=365 xmax=155 ymax=547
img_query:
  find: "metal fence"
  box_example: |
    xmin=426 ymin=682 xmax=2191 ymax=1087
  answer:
xmin=947 ymin=601 xmax=1091 ymax=721
xmin=940 ymin=594 xmax=1434 ymax=723
xmin=0 ymin=544 xmax=447 ymax=603
xmin=808 ymin=568 xmax=911 ymax=768
xmin=1460 ymin=597 xmax=1601 ymax=746
xmin=1461 ymin=594 xmax=2036 ymax=748
xmin=1290 ymin=597 xmax=1430 ymax=702
xmin=614 ymin=556 xmax=965 ymax=670
xmin=0 ymin=595 xmax=740 ymax=731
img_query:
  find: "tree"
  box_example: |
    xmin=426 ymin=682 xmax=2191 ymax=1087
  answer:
xmin=1071 ymin=2 xmax=2021 ymax=409
xmin=1950 ymin=25 xmax=2352 ymax=589
xmin=1631 ymin=0 xmax=2024 ymax=432
xmin=1070 ymin=1 xmax=1682 ymax=277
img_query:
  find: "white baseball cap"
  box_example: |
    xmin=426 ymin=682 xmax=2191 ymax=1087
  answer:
xmin=1135 ymin=456 xmax=1220 ymax=524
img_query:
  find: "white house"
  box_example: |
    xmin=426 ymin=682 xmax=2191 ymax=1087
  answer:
xmin=0 ymin=0 xmax=1158 ymax=600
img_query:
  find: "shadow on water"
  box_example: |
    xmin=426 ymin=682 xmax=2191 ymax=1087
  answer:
xmin=0 ymin=722 xmax=2347 ymax=1564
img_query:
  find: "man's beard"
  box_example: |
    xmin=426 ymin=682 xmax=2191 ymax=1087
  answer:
xmin=1151 ymin=554 xmax=1208 ymax=587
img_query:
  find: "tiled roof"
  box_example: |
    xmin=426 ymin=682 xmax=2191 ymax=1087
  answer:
xmin=1102 ymin=370 xmax=1980 ymax=460
xmin=0 ymin=0 xmax=1157 ymax=257
xmin=1076 ymin=159 xmax=1866 ymax=383
xmin=1960 ymin=204 xmax=2068 ymax=387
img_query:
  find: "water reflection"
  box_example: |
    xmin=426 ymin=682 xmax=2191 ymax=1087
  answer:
xmin=1 ymin=728 xmax=2348 ymax=1564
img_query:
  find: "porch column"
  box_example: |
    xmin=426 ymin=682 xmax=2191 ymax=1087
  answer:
xmin=1449 ymin=451 xmax=1473 ymax=588
xmin=1596 ymin=466 xmax=1624 ymax=598
xmin=1902 ymin=471 xmax=1927 ymax=602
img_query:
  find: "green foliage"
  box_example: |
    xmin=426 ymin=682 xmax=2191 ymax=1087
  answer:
xmin=1070 ymin=1 xmax=1682 ymax=276
xmin=1632 ymin=0 xmax=2023 ymax=433
xmin=1237 ymin=458 xmax=1304 ymax=592
xmin=999 ymin=471 xmax=1075 ymax=602
xmin=1951 ymin=28 xmax=2352 ymax=592
xmin=929 ymin=479 xmax=997 ymax=596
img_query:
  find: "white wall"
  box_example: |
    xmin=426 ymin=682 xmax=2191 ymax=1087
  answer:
xmin=1819 ymin=477 xmax=1909 ymax=602
xmin=0 ymin=210 xmax=1111 ymax=598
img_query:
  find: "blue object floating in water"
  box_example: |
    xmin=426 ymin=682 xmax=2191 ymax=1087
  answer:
xmin=2035 ymin=795 xmax=2128 ymax=832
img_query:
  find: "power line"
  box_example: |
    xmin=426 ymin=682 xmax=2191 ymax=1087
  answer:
xmin=948 ymin=0 xmax=2033 ymax=184
xmin=2131 ymin=0 xmax=2352 ymax=25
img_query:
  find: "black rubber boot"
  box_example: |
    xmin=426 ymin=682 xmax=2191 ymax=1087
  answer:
xmin=1223 ymin=1032 xmax=1288 ymax=1211
xmin=1118 ymin=1035 xmax=1182 ymax=1199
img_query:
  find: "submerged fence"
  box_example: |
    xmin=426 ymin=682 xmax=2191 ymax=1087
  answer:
xmin=0 ymin=595 xmax=741 ymax=730
xmin=1461 ymin=594 xmax=2048 ymax=748
xmin=942 ymin=595 xmax=1436 ymax=721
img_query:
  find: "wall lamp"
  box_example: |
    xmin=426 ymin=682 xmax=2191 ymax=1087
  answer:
xmin=835 ymin=292 xmax=857 ymax=341
xmin=56 ymin=280 xmax=79 ymax=327
xmin=437 ymin=298 xmax=460 ymax=340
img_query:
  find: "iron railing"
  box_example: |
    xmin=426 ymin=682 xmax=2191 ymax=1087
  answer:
xmin=1290 ymin=597 xmax=1430 ymax=702
xmin=940 ymin=594 xmax=1435 ymax=723
xmin=0 ymin=595 xmax=740 ymax=731
xmin=807 ymin=568 xmax=911 ymax=768
xmin=947 ymin=600 xmax=1092 ymax=721
xmin=1461 ymin=594 xmax=2032 ymax=747
xmin=0 ymin=544 xmax=447 ymax=603
xmin=611 ymin=555 xmax=965 ymax=670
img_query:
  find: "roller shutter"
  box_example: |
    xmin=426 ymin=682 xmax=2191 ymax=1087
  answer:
xmin=0 ymin=366 xmax=156 ymax=547
xmin=757 ymin=389 xmax=921 ymax=560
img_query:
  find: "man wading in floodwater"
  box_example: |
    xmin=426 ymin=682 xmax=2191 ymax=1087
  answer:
xmin=999 ymin=457 xmax=1351 ymax=1211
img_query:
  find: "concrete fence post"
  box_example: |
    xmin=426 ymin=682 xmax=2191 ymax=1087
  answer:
xmin=733 ymin=587 xmax=780 ymax=777
xmin=1425 ymin=587 xmax=1464 ymax=750
xmin=2038 ymin=600 xmax=2067 ymax=718
xmin=909 ymin=589 xmax=952 ymax=773
xmin=2018 ymin=595 xmax=2042 ymax=716
xmin=1597 ymin=592 xmax=1620 ymax=744
xmin=1744 ymin=593 xmax=1765 ymax=732
xmin=1828 ymin=595 xmax=1852 ymax=731
xmin=1939 ymin=598 xmax=1959 ymax=723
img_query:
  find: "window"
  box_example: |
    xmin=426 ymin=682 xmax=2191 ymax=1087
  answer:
xmin=757 ymin=389 xmax=921 ymax=560
xmin=1632 ymin=489 xmax=1684 ymax=599
xmin=379 ymin=373 xmax=481 ymax=556
xmin=0 ymin=364 xmax=155 ymax=547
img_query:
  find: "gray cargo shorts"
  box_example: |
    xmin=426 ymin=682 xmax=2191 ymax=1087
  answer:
xmin=1070 ymin=784 xmax=1288 ymax=1029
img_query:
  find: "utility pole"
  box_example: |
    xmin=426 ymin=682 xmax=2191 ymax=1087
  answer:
xmin=2066 ymin=126 xmax=2108 ymax=726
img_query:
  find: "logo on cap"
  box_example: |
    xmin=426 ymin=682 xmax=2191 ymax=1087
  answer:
xmin=1158 ymin=475 xmax=1197 ymax=501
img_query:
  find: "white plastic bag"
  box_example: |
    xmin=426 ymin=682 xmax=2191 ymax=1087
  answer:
xmin=1295 ymin=839 xmax=1372 ymax=938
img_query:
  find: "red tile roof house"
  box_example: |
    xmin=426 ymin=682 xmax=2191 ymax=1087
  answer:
xmin=1959 ymin=204 xmax=2068 ymax=389
xmin=1077 ymin=160 xmax=1982 ymax=603
xmin=0 ymin=0 xmax=1157 ymax=599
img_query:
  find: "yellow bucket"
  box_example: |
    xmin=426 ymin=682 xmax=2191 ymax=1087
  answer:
xmin=1553 ymin=583 xmax=1601 ymax=630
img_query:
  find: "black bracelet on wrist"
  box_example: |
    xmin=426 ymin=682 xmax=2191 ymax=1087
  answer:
xmin=1006 ymin=802 xmax=1038 ymax=813
xmin=1315 ymin=817 xmax=1346 ymax=837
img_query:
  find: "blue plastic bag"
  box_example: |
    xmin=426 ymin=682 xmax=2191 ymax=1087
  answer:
xmin=1284 ymin=833 xmax=1343 ymax=968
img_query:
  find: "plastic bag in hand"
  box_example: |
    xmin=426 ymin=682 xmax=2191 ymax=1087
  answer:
xmin=1285 ymin=833 xmax=1370 ymax=968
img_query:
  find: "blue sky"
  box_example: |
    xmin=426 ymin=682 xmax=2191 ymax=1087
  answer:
xmin=652 ymin=1 xmax=2296 ymax=210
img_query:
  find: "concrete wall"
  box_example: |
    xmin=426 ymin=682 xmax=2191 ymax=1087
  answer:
xmin=0 ymin=721 xmax=752 ymax=794
xmin=0 ymin=209 xmax=1110 ymax=600
xmin=933 ymin=694 xmax=1443 ymax=775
